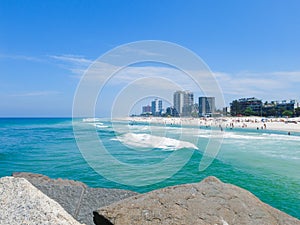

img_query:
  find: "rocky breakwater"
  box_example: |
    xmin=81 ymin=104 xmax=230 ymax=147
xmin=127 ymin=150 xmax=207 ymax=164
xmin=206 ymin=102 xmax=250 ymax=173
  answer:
xmin=94 ymin=176 xmax=300 ymax=225
xmin=0 ymin=176 xmax=83 ymax=225
xmin=12 ymin=172 xmax=137 ymax=225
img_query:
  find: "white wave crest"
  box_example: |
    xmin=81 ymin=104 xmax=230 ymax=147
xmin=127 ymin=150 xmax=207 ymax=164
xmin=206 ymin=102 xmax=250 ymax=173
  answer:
xmin=82 ymin=118 xmax=102 ymax=122
xmin=197 ymin=132 xmax=265 ymax=140
xmin=94 ymin=124 xmax=108 ymax=128
xmin=262 ymin=133 xmax=300 ymax=141
xmin=112 ymin=133 xmax=198 ymax=150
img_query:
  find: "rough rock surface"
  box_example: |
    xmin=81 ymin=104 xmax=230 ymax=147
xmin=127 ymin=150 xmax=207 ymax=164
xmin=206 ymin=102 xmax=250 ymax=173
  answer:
xmin=0 ymin=176 xmax=83 ymax=225
xmin=13 ymin=172 xmax=137 ymax=225
xmin=94 ymin=176 xmax=300 ymax=225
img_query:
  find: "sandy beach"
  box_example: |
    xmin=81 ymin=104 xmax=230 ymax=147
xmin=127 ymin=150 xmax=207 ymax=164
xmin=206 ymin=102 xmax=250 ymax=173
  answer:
xmin=120 ymin=116 xmax=300 ymax=133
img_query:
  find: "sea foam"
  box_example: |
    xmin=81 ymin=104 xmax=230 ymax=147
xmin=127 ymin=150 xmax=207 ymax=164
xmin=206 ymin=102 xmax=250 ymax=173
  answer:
xmin=112 ymin=133 xmax=198 ymax=150
xmin=82 ymin=118 xmax=102 ymax=122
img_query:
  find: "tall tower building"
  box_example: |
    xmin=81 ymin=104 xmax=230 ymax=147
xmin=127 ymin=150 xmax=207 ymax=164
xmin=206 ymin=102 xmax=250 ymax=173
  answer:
xmin=173 ymin=91 xmax=194 ymax=116
xmin=151 ymin=99 xmax=163 ymax=116
xmin=158 ymin=100 xmax=162 ymax=113
xmin=198 ymin=97 xmax=215 ymax=116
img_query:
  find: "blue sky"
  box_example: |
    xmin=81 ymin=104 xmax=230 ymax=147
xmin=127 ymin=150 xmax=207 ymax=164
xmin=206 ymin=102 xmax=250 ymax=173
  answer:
xmin=0 ymin=0 xmax=300 ymax=117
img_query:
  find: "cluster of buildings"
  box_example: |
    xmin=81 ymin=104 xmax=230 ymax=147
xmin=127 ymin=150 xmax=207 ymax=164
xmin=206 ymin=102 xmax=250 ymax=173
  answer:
xmin=141 ymin=90 xmax=216 ymax=117
xmin=229 ymin=97 xmax=299 ymax=117
xmin=140 ymin=94 xmax=300 ymax=118
xmin=141 ymin=99 xmax=163 ymax=116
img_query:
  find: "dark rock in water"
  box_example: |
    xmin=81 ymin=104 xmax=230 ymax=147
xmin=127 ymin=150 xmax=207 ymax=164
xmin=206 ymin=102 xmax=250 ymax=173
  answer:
xmin=12 ymin=172 xmax=137 ymax=225
xmin=93 ymin=176 xmax=300 ymax=225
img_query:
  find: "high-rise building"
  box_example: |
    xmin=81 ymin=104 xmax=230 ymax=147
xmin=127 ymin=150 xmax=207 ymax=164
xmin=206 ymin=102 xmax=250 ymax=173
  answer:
xmin=198 ymin=97 xmax=215 ymax=116
xmin=173 ymin=91 xmax=194 ymax=117
xmin=158 ymin=100 xmax=162 ymax=113
xmin=151 ymin=99 xmax=163 ymax=116
xmin=173 ymin=91 xmax=183 ymax=115
xmin=142 ymin=105 xmax=151 ymax=114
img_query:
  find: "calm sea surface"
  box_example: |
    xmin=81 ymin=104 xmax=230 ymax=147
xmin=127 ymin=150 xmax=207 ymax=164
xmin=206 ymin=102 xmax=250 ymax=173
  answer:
xmin=0 ymin=118 xmax=299 ymax=219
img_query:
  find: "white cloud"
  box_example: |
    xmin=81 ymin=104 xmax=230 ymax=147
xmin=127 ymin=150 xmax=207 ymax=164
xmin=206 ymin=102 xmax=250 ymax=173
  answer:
xmin=117 ymin=45 xmax=164 ymax=57
xmin=79 ymin=62 xmax=218 ymax=92
xmin=48 ymin=54 xmax=93 ymax=76
xmin=49 ymin=54 xmax=93 ymax=65
xmin=47 ymin=54 xmax=220 ymax=98
xmin=0 ymin=54 xmax=43 ymax=62
xmin=10 ymin=91 xmax=60 ymax=97
xmin=271 ymin=71 xmax=300 ymax=82
xmin=47 ymin=53 xmax=300 ymax=105
xmin=0 ymin=53 xmax=93 ymax=69
xmin=214 ymin=71 xmax=300 ymax=103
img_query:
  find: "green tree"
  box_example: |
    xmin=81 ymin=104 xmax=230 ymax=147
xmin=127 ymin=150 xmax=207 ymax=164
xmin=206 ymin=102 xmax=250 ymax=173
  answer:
xmin=230 ymin=100 xmax=242 ymax=116
xmin=282 ymin=110 xmax=293 ymax=118
xmin=191 ymin=111 xmax=199 ymax=118
xmin=295 ymin=107 xmax=300 ymax=117
xmin=244 ymin=107 xmax=254 ymax=116
xmin=276 ymin=107 xmax=285 ymax=117
xmin=269 ymin=108 xmax=276 ymax=117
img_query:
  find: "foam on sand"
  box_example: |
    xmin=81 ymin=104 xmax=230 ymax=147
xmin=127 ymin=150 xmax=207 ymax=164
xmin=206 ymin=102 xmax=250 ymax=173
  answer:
xmin=112 ymin=133 xmax=198 ymax=150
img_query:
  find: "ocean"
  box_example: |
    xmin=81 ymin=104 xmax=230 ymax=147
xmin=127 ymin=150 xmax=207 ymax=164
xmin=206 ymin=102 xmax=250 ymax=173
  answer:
xmin=0 ymin=118 xmax=299 ymax=219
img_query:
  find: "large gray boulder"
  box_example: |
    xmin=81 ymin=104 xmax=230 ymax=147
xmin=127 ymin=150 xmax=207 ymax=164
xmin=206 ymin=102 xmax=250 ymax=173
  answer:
xmin=13 ymin=172 xmax=137 ymax=225
xmin=0 ymin=176 xmax=83 ymax=225
xmin=94 ymin=176 xmax=300 ymax=225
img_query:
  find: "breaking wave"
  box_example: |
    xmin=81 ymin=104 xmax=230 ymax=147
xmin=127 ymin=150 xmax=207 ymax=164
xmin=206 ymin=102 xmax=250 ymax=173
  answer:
xmin=112 ymin=133 xmax=198 ymax=150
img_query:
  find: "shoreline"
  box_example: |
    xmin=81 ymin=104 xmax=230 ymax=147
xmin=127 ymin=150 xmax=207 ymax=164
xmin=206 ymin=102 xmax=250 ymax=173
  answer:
xmin=117 ymin=116 xmax=300 ymax=134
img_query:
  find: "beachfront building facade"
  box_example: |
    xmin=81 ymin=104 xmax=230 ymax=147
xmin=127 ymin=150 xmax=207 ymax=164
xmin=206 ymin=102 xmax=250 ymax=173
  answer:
xmin=275 ymin=100 xmax=297 ymax=111
xmin=229 ymin=97 xmax=300 ymax=117
xmin=173 ymin=90 xmax=194 ymax=117
xmin=230 ymin=97 xmax=262 ymax=116
xmin=262 ymin=100 xmax=298 ymax=117
xmin=198 ymin=97 xmax=216 ymax=117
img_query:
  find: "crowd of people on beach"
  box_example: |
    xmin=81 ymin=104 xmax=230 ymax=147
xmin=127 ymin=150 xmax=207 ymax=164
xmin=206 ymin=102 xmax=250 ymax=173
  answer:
xmin=126 ymin=116 xmax=300 ymax=135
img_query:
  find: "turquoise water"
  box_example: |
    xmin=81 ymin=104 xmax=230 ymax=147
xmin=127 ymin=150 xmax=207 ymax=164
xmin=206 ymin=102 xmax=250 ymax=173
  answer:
xmin=0 ymin=118 xmax=299 ymax=219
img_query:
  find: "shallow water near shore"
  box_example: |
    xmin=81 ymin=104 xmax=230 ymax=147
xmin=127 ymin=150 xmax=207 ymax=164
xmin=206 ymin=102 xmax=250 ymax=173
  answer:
xmin=0 ymin=118 xmax=299 ymax=219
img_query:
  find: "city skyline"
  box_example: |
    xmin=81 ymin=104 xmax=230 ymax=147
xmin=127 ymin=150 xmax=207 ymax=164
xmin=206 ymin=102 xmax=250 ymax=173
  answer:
xmin=137 ymin=90 xmax=299 ymax=117
xmin=1 ymin=1 xmax=300 ymax=117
